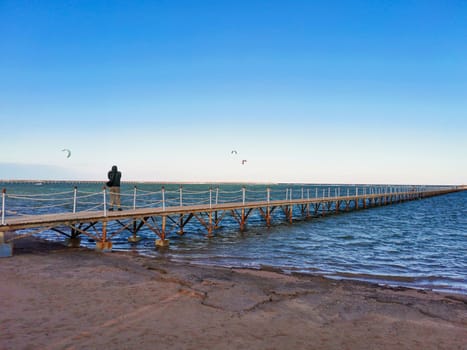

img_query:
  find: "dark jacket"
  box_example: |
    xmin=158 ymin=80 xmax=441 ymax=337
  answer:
xmin=107 ymin=165 xmax=121 ymax=187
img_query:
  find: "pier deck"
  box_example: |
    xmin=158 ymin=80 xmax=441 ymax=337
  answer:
xmin=1 ymin=186 xmax=464 ymax=254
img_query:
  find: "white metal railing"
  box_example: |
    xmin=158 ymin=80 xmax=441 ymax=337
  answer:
xmin=0 ymin=184 xmax=457 ymax=225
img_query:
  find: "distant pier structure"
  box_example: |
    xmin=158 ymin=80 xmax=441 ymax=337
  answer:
xmin=0 ymin=179 xmax=160 ymax=185
xmin=0 ymin=183 xmax=465 ymax=256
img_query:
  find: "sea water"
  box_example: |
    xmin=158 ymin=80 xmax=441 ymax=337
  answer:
xmin=2 ymin=182 xmax=466 ymax=294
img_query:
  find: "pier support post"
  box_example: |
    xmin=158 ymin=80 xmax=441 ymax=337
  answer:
xmin=96 ymin=221 xmax=112 ymax=252
xmin=95 ymin=242 xmax=112 ymax=252
xmin=155 ymin=216 xmax=169 ymax=247
xmin=178 ymin=214 xmax=185 ymax=236
xmin=266 ymin=188 xmax=272 ymax=226
xmin=128 ymin=235 xmax=142 ymax=243
xmin=65 ymin=237 xmax=81 ymax=247
xmin=0 ymin=231 xmax=13 ymax=257
xmin=65 ymin=225 xmax=81 ymax=247
xmin=266 ymin=206 xmax=271 ymax=227
xmin=128 ymin=220 xmax=142 ymax=243
xmin=214 ymin=211 xmax=219 ymax=229
xmin=240 ymin=208 xmax=246 ymax=232
xmin=207 ymin=211 xmax=213 ymax=237
xmin=155 ymin=239 xmax=169 ymax=247
xmin=355 ymin=188 xmax=359 ymax=210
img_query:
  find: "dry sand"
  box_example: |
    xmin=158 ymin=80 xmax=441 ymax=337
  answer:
xmin=1 ymin=236 xmax=466 ymax=350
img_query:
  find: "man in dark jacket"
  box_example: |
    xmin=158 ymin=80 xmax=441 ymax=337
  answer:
xmin=106 ymin=165 xmax=122 ymax=211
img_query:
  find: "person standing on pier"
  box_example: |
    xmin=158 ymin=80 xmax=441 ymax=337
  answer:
xmin=106 ymin=165 xmax=122 ymax=211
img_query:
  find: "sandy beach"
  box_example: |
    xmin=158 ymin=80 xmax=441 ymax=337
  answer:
xmin=1 ymin=236 xmax=466 ymax=350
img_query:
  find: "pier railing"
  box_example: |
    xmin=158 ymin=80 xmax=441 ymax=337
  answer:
xmin=0 ymin=184 xmax=459 ymax=225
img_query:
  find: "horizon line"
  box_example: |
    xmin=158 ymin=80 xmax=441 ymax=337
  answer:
xmin=0 ymin=179 xmax=463 ymax=187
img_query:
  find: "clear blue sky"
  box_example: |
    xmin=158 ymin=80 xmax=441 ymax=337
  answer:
xmin=1 ymin=0 xmax=466 ymax=184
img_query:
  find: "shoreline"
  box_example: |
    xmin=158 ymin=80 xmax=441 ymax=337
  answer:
xmin=161 ymin=259 xmax=467 ymax=297
xmin=1 ymin=236 xmax=466 ymax=349
xmin=14 ymin=233 xmax=467 ymax=296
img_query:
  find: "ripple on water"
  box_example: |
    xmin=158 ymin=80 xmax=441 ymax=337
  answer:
xmin=31 ymin=187 xmax=467 ymax=294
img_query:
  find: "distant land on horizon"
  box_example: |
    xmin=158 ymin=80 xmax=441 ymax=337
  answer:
xmin=0 ymin=179 xmax=463 ymax=187
xmin=0 ymin=179 xmax=278 ymax=185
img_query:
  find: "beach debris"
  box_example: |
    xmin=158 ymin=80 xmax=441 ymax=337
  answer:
xmin=242 ymin=160 xmax=247 ymax=165
xmin=62 ymin=149 xmax=71 ymax=158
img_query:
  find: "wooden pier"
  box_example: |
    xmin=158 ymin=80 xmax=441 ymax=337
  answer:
xmin=0 ymin=185 xmax=464 ymax=255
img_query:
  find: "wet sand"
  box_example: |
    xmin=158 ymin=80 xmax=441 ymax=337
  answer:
xmin=1 ymin=236 xmax=466 ymax=350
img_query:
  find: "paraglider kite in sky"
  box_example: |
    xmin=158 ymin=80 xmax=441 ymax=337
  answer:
xmin=231 ymin=150 xmax=238 ymax=154
xmin=62 ymin=148 xmax=71 ymax=158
